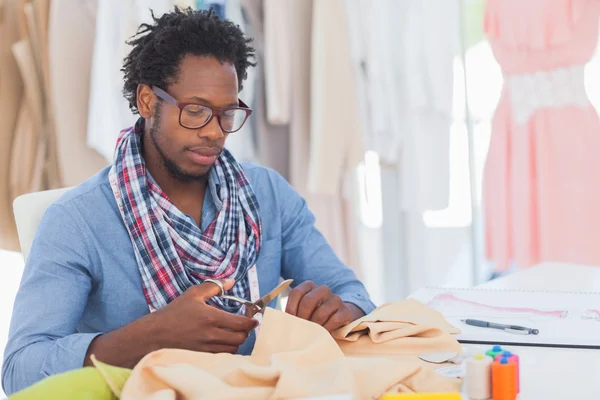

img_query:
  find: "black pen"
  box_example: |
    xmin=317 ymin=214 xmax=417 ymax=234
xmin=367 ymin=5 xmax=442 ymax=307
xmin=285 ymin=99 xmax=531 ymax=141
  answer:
xmin=461 ymin=319 xmax=540 ymax=335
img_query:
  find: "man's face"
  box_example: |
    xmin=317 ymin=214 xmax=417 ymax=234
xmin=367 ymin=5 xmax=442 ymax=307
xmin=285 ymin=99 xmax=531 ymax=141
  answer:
xmin=149 ymin=55 xmax=239 ymax=182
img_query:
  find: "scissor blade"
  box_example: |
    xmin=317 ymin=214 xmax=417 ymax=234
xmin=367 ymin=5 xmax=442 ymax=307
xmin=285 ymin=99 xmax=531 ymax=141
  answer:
xmin=253 ymin=279 xmax=293 ymax=312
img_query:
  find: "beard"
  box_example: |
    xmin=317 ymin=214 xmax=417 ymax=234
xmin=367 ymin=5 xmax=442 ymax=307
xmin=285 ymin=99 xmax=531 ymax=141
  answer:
xmin=148 ymin=108 xmax=212 ymax=184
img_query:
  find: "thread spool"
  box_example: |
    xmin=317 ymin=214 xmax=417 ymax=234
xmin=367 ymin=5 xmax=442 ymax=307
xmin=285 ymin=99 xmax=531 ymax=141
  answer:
xmin=485 ymin=345 xmax=503 ymax=359
xmin=465 ymin=354 xmax=493 ymax=400
xmin=492 ymin=358 xmax=518 ymax=400
xmin=494 ymin=351 xmax=520 ymax=393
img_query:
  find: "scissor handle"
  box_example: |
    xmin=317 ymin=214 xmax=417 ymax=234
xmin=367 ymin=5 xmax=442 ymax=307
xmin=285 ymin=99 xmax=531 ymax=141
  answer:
xmin=219 ymin=295 xmax=250 ymax=305
xmin=204 ymin=279 xmax=225 ymax=296
xmin=219 ymin=295 xmax=262 ymax=317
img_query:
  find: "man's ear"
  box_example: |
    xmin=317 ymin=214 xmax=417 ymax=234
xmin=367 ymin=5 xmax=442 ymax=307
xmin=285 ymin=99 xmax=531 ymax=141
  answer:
xmin=137 ymin=84 xmax=155 ymax=118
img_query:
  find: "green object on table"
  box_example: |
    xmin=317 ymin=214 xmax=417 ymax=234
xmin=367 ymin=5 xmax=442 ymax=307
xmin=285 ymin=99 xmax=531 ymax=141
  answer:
xmin=485 ymin=345 xmax=504 ymax=359
xmin=9 ymin=356 xmax=132 ymax=400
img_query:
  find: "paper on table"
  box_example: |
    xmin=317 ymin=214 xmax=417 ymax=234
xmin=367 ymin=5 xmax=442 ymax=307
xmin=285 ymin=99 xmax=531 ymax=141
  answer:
xmin=410 ymin=287 xmax=600 ymax=348
xmin=121 ymin=303 xmax=461 ymax=400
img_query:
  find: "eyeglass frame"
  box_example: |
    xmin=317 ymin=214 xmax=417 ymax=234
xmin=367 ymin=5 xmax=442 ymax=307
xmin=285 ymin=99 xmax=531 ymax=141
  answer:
xmin=151 ymin=85 xmax=253 ymax=133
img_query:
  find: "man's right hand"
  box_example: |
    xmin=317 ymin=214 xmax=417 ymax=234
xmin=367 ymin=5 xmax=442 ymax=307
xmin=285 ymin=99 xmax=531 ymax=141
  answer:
xmin=151 ymin=278 xmax=258 ymax=354
xmin=85 ymin=279 xmax=257 ymax=368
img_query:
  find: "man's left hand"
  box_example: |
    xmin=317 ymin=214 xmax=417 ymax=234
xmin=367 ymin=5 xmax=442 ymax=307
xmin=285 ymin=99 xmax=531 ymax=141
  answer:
xmin=284 ymin=281 xmax=365 ymax=332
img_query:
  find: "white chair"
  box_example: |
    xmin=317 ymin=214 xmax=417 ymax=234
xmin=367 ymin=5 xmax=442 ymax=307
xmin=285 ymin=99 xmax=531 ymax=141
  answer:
xmin=12 ymin=187 xmax=72 ymax=262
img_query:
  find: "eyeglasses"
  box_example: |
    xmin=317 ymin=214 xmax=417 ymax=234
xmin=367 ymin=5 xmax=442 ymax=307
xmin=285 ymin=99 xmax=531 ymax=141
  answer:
xmin=151 ymin=86 xmax=252 ymax=133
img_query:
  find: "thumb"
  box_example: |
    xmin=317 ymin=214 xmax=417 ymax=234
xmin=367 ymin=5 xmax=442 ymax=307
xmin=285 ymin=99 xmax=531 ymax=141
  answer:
xmin=195 ymin=278 xmax=236 ymax=301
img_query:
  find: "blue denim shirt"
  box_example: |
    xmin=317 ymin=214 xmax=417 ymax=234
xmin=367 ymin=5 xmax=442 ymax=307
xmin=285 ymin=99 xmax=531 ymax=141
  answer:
xmin=1 ymin=164 xmax=375 ymax=395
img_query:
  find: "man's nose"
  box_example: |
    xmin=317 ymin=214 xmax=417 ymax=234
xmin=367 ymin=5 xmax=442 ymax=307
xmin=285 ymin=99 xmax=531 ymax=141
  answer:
xmin=197 ymin=116 xmax=225 ymax=141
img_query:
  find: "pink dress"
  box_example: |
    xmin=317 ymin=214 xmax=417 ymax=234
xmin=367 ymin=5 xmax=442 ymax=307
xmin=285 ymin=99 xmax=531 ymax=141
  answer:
xmin=483 ymin=0 xmax=600 ymax=270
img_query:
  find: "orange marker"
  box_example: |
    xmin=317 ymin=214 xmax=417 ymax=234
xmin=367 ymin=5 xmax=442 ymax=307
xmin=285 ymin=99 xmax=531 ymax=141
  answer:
xmin=492 ymin=357 xmax=518 ymax=400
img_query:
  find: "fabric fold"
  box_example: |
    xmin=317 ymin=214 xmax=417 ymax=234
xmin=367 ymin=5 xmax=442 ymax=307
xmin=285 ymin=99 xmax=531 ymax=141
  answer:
xmin=333 ymin=299 xmax=462 ymax=357
xmin=121 ymin=303 xmax=461 ymax=400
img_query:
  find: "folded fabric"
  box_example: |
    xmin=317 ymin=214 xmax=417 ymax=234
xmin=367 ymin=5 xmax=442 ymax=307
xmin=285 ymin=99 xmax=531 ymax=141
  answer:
xmin=333 ymin=299 xmax=462 ymax=357
xmin=121 ymin=304 xmax=461 ymax=400
xmin=8 ymin=356 xmax=131 ymax=400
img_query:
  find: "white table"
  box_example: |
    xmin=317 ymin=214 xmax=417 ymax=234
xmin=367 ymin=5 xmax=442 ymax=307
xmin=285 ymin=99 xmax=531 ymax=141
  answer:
xmin=463 ymin=262 xmax=600 ymax=400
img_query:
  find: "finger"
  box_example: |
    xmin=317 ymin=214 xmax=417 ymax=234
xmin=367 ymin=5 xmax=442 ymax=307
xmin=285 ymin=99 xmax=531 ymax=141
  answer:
xmin=205 ymin=344 xmax=240 ymax=354
xmin=221 ymin=278 xmax=236 ymax=291
xmin=285 ymin=281 xmax=316 ymax=316
xmin=323 ymin=308 xmax=353 ymax=333
xmin=215 ymin=311 xmax=259 ymax=332
xmin=297 ymin=285 xmax=332 ymax=321
xmin=205 ymin=328 xmax=249 ymax=346
xmin=190 ymin=278 xmax=236 ymax=301
xmin=310 ymin=297 xmax=340 ymax=326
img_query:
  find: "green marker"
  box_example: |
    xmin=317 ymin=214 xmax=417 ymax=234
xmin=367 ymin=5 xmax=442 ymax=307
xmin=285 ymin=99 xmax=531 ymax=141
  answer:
xmin=485 ymin=345 xmax=504 ymax=358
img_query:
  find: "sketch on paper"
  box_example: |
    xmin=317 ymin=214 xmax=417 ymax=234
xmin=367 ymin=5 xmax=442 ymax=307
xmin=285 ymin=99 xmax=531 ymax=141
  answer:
xmin=581 ymin=309 xmax=600 ymax=322
xmin=410 ymin=288 xmax=600 ymax=347
xmin=427 ymin=292 xmax=569 ymax=320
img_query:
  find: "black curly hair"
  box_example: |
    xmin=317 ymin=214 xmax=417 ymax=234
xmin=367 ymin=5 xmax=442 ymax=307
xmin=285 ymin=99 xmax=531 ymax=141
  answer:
xmin=121 ymin=7 xmax=256 ymax=115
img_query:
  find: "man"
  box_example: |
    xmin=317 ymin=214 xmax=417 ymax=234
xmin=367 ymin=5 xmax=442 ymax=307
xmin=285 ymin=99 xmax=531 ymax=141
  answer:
xmin=1 ymin=7 xmax=375 ymax=395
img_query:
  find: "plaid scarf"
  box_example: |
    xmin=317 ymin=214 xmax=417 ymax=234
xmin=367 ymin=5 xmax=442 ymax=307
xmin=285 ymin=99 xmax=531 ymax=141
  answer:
xmin=108 ymin=120 xmax=262 ymax=313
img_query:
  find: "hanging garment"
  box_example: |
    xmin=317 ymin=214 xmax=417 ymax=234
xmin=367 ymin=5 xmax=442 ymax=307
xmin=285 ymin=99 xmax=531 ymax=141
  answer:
xmin=309 ymin=0 xmax=365 ymax=197
xmin=286 ymin=0 xmax=312 ymax=193
xmin=222 ymin=0 xmax=259 ymax=164
xmin=0 ymin=0 xmax=24 ymax=251
xmin=10 ymin=37 xmax=44 ymax=201
xmin=483 ymin=0 xmax=600 ymax=270
xmin=22 ymin=0 xmax=61 ymax=191
xmin=87 ymin=0 xmax=174 ymax=163
xmin=48 ymin=0 xmax=109 ymax=187
xmin=399 ymin=0 xmax=457 ymax=212
xmin=29 ymin=0 xmax=61 ymax=192
xmin=345 ymin=0 xmax=457 ymax=212
xmin=9 ymin=0 xmax=62 ymax=203
xmin=279 ymin=0 xmax=361 ymax=273
xmin=241 ymin=0 xmax=290 ymax=180
xmin=263 ymin=0 xmax=291 ymax=125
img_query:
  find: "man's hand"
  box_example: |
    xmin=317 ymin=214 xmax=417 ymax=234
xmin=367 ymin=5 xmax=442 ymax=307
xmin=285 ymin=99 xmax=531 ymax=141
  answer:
xmin=284 ymin=281 xmax=365 ymax=332
xmin=150 ymin=278 xmax=258 ymax=353
xmin=85 ymin=278 xmax=257 ymax=369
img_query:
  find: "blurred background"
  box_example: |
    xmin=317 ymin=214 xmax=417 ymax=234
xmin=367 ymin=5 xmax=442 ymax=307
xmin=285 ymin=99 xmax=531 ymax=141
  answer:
xmin=1 ymin=0 xmax=600 ymax=395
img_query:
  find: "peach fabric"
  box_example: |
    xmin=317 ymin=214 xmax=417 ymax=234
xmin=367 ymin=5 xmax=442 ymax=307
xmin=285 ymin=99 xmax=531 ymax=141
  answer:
xmin=120 ymin=303 xmax=461 ymax=400
xmin=333 ymin=299 xmax=461 ymax=357
xmin=483 ymin=0 xmax=600 ymax=270
xmin=243 ymin=0 xmax=362 ymax=275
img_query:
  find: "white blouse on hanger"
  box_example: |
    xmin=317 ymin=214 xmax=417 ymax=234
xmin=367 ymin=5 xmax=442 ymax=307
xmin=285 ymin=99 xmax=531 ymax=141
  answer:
xmin=345 ymin=0 xmax=459 ymax=212
xmin=87 ymin=0 xmax=175 ymax=163
xmin=399 ymin=0 xmax=458 ymax=212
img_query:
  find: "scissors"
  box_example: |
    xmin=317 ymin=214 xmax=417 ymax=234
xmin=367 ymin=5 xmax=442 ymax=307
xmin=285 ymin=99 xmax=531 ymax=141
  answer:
xmin=205 ymin=278 xmax=293 ymax=317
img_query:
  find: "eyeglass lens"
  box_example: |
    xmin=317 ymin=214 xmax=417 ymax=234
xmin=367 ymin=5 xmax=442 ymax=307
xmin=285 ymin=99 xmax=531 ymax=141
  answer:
xmin=181 ymin=104 xmax=247 ymax=132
